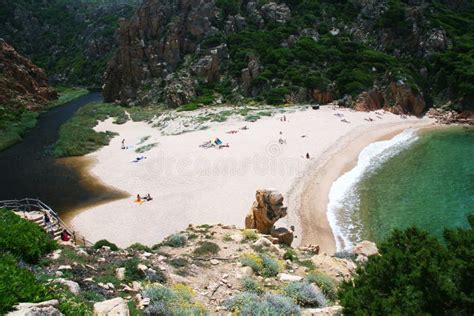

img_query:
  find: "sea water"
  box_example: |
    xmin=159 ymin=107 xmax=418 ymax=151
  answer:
xmin=328 ymin=126 xmax=474 ymax=251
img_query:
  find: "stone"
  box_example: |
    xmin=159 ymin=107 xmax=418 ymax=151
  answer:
xmin=210 ymin=259 xmax=220 ymax=265
xmin=253 ymin=237 xmax=273 ymax=249
xmin=245 ymin=189 xmax=288 ymax=235
xmin=301 ymin=305 xmax=343 ymax=316
xmin=278 ymin=273 xmax=303 ymax=282
xmin=311 ymin=254 xmax=357 ymax=282
xmin=0 ymin=39 xmax=57 ymax=111
xmin=132 ymin=281 xmax=141 ymax=292
xmin=93 ymin=298 xmax=129 ymax=316
xmin=230 ymin=234 xmax=244 ymax=243
xmin=55 ymin=271 xmax=63 ymax=277
xmin=7 ymin=300 xmax=62 ymax=316
xmin=260 ymin=2 xmax=291 ymax=23
xmin=353 ymin=240 xmax=379 ymax=258
xmin=116 ymin=268 xmax=126 ymax=281
xmin=49 ymin=249 xmax=62 ymax=260
xmin=57 ymin=265 xmax=72 ymax=270
xmin=52 ymin=279 xmax=80 ymax=295
xmin=238 ymin=266 xmax=254 ymax=278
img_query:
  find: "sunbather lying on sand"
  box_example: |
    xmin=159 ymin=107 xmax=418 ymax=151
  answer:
xmin=218 ymin=143 xmax=230 ymax=149
xmin=341 ymin=119 xmax=350 ymax=123
xmin=240 ymin=126 xmax=249 ymax=130
xmin=132 ymin=156 xmax=147 ymax=162
xmin=227 ymin=130 xmax=238 ymax=134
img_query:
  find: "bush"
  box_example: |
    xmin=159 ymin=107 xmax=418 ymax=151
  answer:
xmin=193 ymin=241 xmax=220 ymax=256
xmin=282 ymin=281 xmax=327 ymax=307
xmin=339 ymin=219 xmax=474 ymax=315
xmin=283 ymin=249 xmax=298 ymax=261
xmin=127 ymin=243 xmax=152 ymax=252
xmin=241 ymin=229 xmax=258 ymax=241
xmin=123 ymin=258 xmax=145 ymax=281
xmin=0 ymin=254 xmax=52 ymax=314
xmin=305 ymin=272 xmax=337 ymax=301
xmin=240 ymin=252 xmax=283 ymax=277
xmin=241 ymin=277 xmax=263 ymax=294
xmin=163 ymin=234 xmax=187 ymax=247
xmin=93 ymin=239 xmax=118 ymax=251
xmin=142 ymin=284 xmax=208 ymax=315
xmin=225 ymin=292 xmax=300 ymax=315
xmin=0 ymin=209 xmax=57 ymax=264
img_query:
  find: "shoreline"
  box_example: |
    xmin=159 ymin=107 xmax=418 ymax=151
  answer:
xmin=66 ymin=106 xmax=435 ymax=248
xmin=292 ymin=121 xmax=436 ymax=254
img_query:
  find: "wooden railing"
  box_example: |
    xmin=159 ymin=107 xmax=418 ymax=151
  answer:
xmin=0 ymin=198 xmax=92 ymax=246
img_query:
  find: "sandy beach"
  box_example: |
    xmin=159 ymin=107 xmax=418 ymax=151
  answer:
xmin=68 ymin=105 xmax=435 ymax=250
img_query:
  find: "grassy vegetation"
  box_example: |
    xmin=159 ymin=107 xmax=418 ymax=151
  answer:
xmin=142 ymin=284 xmax=208 ymax=315
xmin=0 ymin=86 xmax=89 ymax=152
xmin=53 ymin=102 xmax=127 ymax=157
xmin=47 ymin=86 xmax=89 ymax=109
xmin=240 ymin=252 xmax=283 ymax=277
xmin=193 ymin=241 xmax=220 ymax=256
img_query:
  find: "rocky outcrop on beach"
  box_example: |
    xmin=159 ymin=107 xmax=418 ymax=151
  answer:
xmin=245 ymin=189 xmax=294 ymax=245
xmin=354 ymin=82 xmax=426 ymax=116
xmin=6 ymin=300 xmax=62 ymax=316
xmin=426 ymin=107 xmax=474 ymax=125
xmin=0 ymin=39 xmax=57 ymax=110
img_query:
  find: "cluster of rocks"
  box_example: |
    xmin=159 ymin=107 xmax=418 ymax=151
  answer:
xmin=426 ymin=107 xmax=474 ymax=125
xmin=0 ymin=38 xmax=57 ymax=110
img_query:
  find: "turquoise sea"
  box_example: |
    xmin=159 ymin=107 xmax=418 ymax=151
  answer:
xmin=327 ymin=126 xmax=474 ymax=250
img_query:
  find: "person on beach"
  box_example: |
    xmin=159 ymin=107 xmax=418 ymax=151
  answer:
xmin=145 ymin=194 xmax=153 ymax=201
xmin=136 ymin=194 xmax=142 ymax=203
xmin=306 ymin=152 xmax=310 ymax=159
xmin=121 ymin=139 xmax=125 ymax=149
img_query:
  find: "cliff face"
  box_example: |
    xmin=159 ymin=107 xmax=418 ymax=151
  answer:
xmin=0 ymin=39 xmax=57 ymax=110
xmin=103 ymin=0 xmax=220 ymax=104
xmin=103 ymin=0 xmax=473 ymax=113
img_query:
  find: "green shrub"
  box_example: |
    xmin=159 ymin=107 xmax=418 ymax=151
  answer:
xmin=168 ymin=257 xmax=189 ymax=268
xmin=282 ymin=281 xmax=327 ymax=307
xmin=0 ymin=254 xmax=52 ymax=314
xmin=0 ymin=209 xmax=57 ymax=264
xmin=339 ymin=218 xmax=474 ymax=315
xmin=142 ymin=284 xmax=208 ymax=315
xmin=241 ymin=229 xmax=258 ymax=241
xmin=93 ymin=239 xmax=118 ymax=251
xmin=164 ymin=234 xmax=188 ymax=247
xmin=240 ymin=277 xmax=263 ymax=294
xmin=305 ymin=272 xmax=337 ymax=301
xmin=225 ymin=292 xmax=300 ymax=315
xmin=193 ymin=241 xmax=220 ymax=256
xmin=240 ymin=252 xmax=283 ymax=277
xmin=123 ymin=258 xmax=145 ymax=281
xmin=283 ymin=249 xmax=298 ymax=261
xmin=176 ymin=102 xmax=201 ymax=112
xmin=127 ymin=243 xmax=152 ymax=252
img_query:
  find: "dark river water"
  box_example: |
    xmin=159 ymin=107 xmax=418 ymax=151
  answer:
xmin=0 ymin=92 xmax=126 ymax=215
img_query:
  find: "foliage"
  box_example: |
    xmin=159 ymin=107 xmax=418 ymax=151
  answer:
xmin=193 ymin=241 xmax=220 ymax=256
xmin=240 ymin=276 xmax=264 ymax=294
xmin=282 ymin=281 xmax=327 ymax=307
xmin=48 ymin=86 xmax=89 ymax=109
xmin=142 ymin=284 xmax=208 ymax=315
xmin=0 ymin=254 xmax=52 ymax=314
xmin=283 ymin=249 xmax=298 ymax=261
xmin=0 ymin=209 xmax=57 ymax=264
xmin=305 ymin=272 xmax=338 ymax=301
xmin=240 ymin=252 xmax=283 ymax=277
xmin=339 ymin=218 xmax=474 ymax=315
xmin=0 ymin=108 xmax=39 ymax=152
xmin=54 ymin=102 xmax=127 ymax=157
xmin=163 ymin=233 xmax=188 ymax=247
xmin=225 ymin=292 xmax=301 ymax=315
xmin=241 ymin=229 xmax=258 ymax=241
xmin=127 ymin=242 xmax=152 ymax=252
xmin=93 ymin=239 xmax=119 ymax=251
xmin=123 ymin=258 xmax=145 ymax=282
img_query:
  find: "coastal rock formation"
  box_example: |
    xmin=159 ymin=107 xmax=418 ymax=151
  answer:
xmin=245 ymin=189 xmax=287 ymax=233
xmin=103 ymin=0 xmax=220 ymax=105
xmin=353 ymin=240 xmax=379 ymax=263
xmin=354 ymin=82 xmax=426 ymax=116
xmin=245 ymin=189 xmax=295 ymax=246
xmin=311 ymin=254 xmax=357 ymax=282
xmin=7 ymin=300 xmax=62 ymax=316
xmin=0 ymin=39 xmax=57 ymax=109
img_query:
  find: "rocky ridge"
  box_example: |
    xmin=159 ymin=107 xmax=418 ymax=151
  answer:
xmin=0 ymin=39 xmax=57 ymax=110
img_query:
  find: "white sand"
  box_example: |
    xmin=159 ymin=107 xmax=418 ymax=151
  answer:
xmin=69 ymin=106 xmax=435 ymax=248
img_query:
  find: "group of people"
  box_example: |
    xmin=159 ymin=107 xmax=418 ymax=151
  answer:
xmin=43 ymin=213 xmax=72 ymax=242
xmin=135 ymin=193 xmax=153 ymax=203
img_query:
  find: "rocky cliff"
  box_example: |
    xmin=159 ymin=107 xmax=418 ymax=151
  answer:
xmin=0 ymin=39 xmax=57 ymax=110
xmin=0 ymin=0 xmax=139 ymax=86
xmin=103 ymin=0 xmax=474 ymax=113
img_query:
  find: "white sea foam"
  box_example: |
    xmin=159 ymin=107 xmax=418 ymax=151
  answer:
xmin=327 ymin=128 xmax=420 ymax=252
